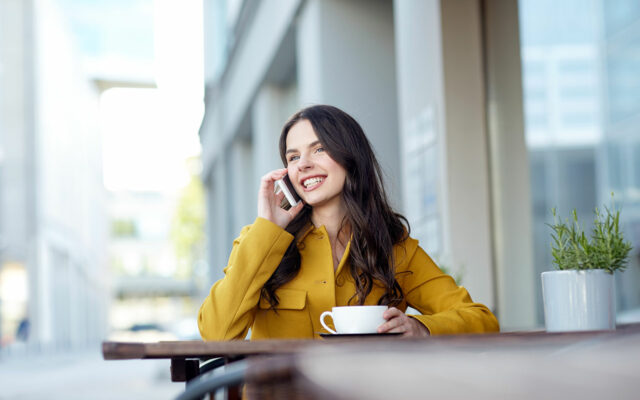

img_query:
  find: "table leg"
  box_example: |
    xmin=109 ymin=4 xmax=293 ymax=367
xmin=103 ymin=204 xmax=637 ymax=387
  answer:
xmin=170 ymin=357 xmax=201 ymax=383
xmin=171 ymin=356 xmax=244 ymax=399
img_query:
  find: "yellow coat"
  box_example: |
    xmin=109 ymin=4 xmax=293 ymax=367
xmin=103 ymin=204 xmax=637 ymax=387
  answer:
xmin=198 ymin=218 xmax=499 ymax=340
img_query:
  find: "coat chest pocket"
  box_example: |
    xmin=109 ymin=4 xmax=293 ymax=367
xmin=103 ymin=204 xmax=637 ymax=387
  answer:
xmin=255 ymin=288 xmax=311 ymax=337
xmin=258 ymin=288 xmax=307 ymax=310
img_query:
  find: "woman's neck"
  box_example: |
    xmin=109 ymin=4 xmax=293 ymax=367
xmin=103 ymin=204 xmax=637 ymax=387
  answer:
xmin=312 ymin=202 xmax=350 ymax=270
xmin=311 ymin=201 xmax=348 ymax=244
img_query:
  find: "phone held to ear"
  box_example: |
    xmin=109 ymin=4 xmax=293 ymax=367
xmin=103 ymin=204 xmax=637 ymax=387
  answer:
xmin=275 ymin=174 xmax=301 ymax=210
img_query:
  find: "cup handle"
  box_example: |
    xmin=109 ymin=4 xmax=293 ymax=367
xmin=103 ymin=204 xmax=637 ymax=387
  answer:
xmin=320 ymin=311 xmax=337 ymax=334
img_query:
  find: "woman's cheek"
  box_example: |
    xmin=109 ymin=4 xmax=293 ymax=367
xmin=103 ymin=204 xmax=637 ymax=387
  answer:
xmin=286 ymin=167 xmax=295 ymax=184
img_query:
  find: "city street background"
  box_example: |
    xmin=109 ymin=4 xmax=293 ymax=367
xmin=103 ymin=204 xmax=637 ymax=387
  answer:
xmin=2 ymin=0 xmax=640 ymax=398
xmin=0 ymin=349 xmax=182 ymax=399
xmin=1 ymin=0 xmax=204 ymax=398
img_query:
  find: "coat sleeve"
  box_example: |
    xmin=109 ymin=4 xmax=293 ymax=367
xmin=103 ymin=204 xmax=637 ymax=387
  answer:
xmin=198 ymin=217 xmax=294 ymax=340
xmin=398 ymin=241 xmax=500 ymax=335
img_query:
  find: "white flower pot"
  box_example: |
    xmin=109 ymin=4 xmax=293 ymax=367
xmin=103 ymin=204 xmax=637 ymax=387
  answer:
xmin=541 ymin=270 xmax=615 ymax=332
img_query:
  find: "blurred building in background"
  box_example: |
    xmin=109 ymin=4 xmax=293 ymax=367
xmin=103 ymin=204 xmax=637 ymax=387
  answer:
xmin=0 ymin=0 xmax=205 ymax=353
xmin=107 ymin=186 xmax=204 ymax=341
xmin=199 ymin=0 xmax=640 ymax=330
xmin=0 ymin=0 xmax=108 ymax=350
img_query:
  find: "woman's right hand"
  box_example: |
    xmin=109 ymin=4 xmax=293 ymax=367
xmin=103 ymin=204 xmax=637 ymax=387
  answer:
xmin=257 ymin=168 xmax=304 ymax=229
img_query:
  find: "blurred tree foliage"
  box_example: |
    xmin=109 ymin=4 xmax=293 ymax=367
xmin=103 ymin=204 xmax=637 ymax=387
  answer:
xmin=111 ymin=218 xmax=137 ymax=238
xmin=171 ymin=159 xmax=205 ymax=279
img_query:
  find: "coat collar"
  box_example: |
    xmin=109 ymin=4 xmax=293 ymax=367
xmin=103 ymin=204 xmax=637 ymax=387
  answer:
xmin=297 ymin=222 xmax=353 ymax=277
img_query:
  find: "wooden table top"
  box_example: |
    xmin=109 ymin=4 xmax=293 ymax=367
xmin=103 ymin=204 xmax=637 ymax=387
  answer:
xmin=248 ymin=324 xmax=640 ymax=400
xmin=102 ymin=323 xmax=640 ymax=360
xmin=102 ymin=325 xmax=640 ymax=399
xmin=102 ymin=339 xmax=319 ymax=360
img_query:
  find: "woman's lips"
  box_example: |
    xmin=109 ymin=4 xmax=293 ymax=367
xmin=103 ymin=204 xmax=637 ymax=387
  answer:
xmin=301 ymin=175 xmax=326 ymax=192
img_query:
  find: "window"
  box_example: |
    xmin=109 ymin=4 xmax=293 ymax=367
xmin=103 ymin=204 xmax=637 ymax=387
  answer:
xmin=519 ymin=0 xmax=640 ymax=321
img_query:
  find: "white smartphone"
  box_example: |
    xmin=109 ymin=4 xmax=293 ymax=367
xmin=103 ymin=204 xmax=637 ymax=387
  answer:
xmin=274 ymin=174 xmax=301 ymax=210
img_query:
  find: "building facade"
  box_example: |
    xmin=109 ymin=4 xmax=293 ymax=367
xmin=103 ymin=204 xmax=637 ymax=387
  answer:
xmin=200 ymin=0 xmax=640 ymax=330
xmin=0 ymin=0 xmax=108 ymax=350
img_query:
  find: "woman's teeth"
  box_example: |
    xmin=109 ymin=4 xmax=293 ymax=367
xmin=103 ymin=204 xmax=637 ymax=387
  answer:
xmin=303 ymin=177 xmax=324 ymax=188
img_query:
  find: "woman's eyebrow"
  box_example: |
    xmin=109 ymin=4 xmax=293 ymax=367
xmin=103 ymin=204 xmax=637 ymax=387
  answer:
xmin=285 ymin=140 xmax=322 ymax=154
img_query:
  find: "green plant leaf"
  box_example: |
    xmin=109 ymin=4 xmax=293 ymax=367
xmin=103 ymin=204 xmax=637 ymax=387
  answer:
xmin=547 ymin=195 xmax=632 ymax=273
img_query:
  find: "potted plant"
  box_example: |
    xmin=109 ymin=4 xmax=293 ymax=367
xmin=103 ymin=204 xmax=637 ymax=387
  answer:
xmin=542 ymin=200 xmax=632 ymax=332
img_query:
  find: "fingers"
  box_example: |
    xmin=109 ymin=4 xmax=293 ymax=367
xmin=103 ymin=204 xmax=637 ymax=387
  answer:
xmin=287 ymin=200 xmax=304 ymax=218
xmin=378 ymin=318 xmax=404 ymax=333
xmin=266 ymin=168 xmax=288 ymax=179
xmin=377 ymin=307 xmax=405 ymax=333
xmin=261 ymin=168 xmax=288 ymax=185
xmin=258 ymin=168 xmax=288 ymax=222
xmin=383 ymin=307 xmax=402 ymax=320
xmin=257 ymin=168 xmax=304 ymax=228
xmin=259 ymin=168 xmax=287 ymax=195
xmin=377 ymin=307 xmax=429 ymax=337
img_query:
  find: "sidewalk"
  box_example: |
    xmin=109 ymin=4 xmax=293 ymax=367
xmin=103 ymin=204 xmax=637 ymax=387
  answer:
xmin=0 ymin=349 xmax=182 ymax=399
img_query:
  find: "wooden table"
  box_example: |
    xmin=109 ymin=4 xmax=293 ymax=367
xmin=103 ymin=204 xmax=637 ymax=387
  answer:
xmin=102 ymin=337 xmax=366 ymax=399
xmin=289 ymin=324 xmax=640 ymax=399
xmin=102 ymin=324 xmax=640 ymax=399
xmin=102 ymin=339 xmax=320 ymax=384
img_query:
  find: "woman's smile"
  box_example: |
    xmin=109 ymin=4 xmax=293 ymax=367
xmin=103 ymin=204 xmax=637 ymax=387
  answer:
xmin=301 ymin=175 xmax=326 ymax=191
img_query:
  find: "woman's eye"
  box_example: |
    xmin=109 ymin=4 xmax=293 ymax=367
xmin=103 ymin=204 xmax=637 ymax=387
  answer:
xmin=288 ymin=155 xmax=299 ymax=162
xmin=315 ymin=147 xmax=325 ymax=153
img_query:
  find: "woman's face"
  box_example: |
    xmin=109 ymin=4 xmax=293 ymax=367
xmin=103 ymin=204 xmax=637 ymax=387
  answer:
xmin=285 ymin=119 xmax=347 ymax=210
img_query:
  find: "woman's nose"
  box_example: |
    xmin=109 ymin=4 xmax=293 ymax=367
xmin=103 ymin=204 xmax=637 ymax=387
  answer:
xmin=297 ymin=154 xmax=313 ymax=170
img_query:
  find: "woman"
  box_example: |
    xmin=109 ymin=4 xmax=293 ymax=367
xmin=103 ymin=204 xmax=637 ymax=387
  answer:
xmin=198 ymin=105 xmax=499 ymax=340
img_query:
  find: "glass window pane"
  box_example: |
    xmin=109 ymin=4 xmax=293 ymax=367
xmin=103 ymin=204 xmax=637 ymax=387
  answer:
xmin=519 ymin=0 xmax=640 ymax=323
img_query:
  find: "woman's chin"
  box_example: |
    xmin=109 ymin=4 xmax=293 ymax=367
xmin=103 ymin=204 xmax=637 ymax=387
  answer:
xmin=302 ymin=196 xmax=323 ymax=207
xmin=305 ymin=195 xmax=344 ymax=211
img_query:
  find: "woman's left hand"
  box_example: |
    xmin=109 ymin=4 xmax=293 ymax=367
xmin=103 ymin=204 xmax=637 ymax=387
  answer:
xmin=377 ymin=307 xmax=430 ymax=337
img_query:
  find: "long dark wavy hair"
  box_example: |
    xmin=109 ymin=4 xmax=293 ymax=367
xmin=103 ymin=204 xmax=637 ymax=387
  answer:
xmin=261 ymin=105 xmax=410 ymax=308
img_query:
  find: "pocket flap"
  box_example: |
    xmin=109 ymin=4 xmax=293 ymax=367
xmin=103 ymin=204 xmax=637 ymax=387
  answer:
xmin=259 ymin=288 xmax=307 ymax=310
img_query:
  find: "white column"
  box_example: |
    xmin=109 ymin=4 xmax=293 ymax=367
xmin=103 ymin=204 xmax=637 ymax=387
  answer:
xmin=252 ymin=85 xmax=290 ymax=185
xmin=296 ymin=0 xmax=401 ymax=207
xmin=394 ymin=0 xmax=495 ymax=310
xmin=36 ymin=237 xmax=52 ymax=345
xmin=228 ymin=138 xmax=254 ymax=233
xmin=205 ymin=157 xmax=230 ymax=283
xmin=441 ymin=0 xmax=496 ymax=312
xmin=484 ymin=0 xmax=536 ymax=329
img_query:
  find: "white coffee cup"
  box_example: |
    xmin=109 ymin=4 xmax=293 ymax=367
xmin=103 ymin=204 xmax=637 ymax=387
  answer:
xmin=320 ymin=305 xmax=388 ymax=334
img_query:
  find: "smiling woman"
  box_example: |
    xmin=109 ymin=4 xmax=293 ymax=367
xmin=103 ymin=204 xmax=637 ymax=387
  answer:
xmin=198 ymin=105 xmax=499 ymax=340
xmin=284 ymin=120 xmax=347 ymax=211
